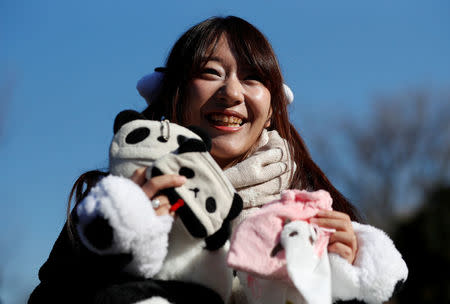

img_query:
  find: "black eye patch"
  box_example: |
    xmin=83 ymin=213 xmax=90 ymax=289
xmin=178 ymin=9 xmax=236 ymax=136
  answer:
xmin=125 ymin=127 xmax=150 ymax=144
xmin=205 ymin=197 xmax=216 ymax=213
xmin=179 ymin=167 xmax=195 ymax=178
xmin=177 ymin=135 xmax=187 ymax=145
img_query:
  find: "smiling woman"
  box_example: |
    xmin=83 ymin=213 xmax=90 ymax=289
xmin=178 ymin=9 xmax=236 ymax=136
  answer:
xmin=29 ymin=15 xmax=408 ymax=304
xmin=142 ymin=16 xmax=360 ymax=220
xmin=184 ymin=35 xmax=272 ymax=168
xmin=144 ymin=16 xmax=286 ymax=171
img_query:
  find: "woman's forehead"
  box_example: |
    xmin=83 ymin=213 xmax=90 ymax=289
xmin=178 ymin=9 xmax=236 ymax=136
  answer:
xmin=200 ymin=36 xmax=255 ymax=70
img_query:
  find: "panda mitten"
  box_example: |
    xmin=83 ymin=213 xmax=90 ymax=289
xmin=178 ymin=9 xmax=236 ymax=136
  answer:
xmin=329 ymin=222 xmax=408 ymax=303
xmin=77 ymin=174 xmax=174 ymax=278
xmin=149 ymin=136 xmax=243 ymax=251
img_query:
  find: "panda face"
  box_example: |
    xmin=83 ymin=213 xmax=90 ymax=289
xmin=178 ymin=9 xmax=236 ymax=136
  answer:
xmin=150 ymin=149 xmax=242 ymax=240
xmin=109 ymin=119 xmax=202 ymax=178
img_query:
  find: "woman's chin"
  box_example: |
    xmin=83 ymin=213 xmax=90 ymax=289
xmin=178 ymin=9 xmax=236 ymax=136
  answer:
xmin=210 ymin=146 xmax=244 ymax=169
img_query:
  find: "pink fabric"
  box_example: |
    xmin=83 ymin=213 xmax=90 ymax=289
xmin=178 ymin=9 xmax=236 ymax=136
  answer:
xmin=227 ymin=189 xmax=333 ymax=281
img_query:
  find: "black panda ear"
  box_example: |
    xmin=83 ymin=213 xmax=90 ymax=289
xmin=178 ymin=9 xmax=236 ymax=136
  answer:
xmin=225 ymin=193 xmax=243 ymax=221
xmin=186 ymin=126 xmax=212 ymax=151
xmin=177 ymin=138 xmax=208 ymax=154
xmin=113 ymin=110 xmax=147 ymax=134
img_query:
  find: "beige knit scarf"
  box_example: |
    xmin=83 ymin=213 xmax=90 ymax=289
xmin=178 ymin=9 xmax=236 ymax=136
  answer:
xmin=224 ymin=129 xmax=296 ymax=226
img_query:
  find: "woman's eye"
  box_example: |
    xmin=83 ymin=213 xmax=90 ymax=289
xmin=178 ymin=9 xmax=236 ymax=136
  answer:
xmin=244 ymin=74 xmax=263 ymax=83
xmin=202 ymin=68 xmax=220 ymax=76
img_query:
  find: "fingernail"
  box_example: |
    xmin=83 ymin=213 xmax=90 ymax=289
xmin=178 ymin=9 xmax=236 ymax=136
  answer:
xmin=178 ymin=176 xmax=187 ymax=183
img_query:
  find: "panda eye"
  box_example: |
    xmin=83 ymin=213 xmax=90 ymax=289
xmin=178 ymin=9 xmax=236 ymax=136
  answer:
xmin=205 ymin=197 xmax=216 ymax=213
xmin=125 ymin=127 xmax=150 ymax=144
xmin=179 ymin=167 xmax=195 ymax=178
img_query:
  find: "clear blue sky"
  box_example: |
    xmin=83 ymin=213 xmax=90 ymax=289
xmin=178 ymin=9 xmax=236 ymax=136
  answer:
xmin=1 ymin=0 xmax=449 ymax=302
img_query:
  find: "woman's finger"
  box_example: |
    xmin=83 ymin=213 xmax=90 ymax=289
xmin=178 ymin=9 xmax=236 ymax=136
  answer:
xmin=328 ymin=241 xmax=355 ymax=264
xmin=310 ymin=217 xmax=350 ymax=231
xmin=130 ymin=167 xmax=148 ymax=186
xmin=329 ymin=231 xmax=357 ymax=248
xmin=315 ymin=210 xmax=351 ymax=221
xmin=310 ymin=210 xmax=352 ymax=231
xmin=151 ymin=195 xmax=174 ymax=217
xmin=311 ymin=209 xmax=357 ymax=264
xmin=141 ymin=174 xmax=186 ymax=199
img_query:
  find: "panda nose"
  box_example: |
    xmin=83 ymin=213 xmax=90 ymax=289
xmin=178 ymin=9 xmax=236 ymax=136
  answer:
xmin=189 ymin=188 xmax=200 ymax=198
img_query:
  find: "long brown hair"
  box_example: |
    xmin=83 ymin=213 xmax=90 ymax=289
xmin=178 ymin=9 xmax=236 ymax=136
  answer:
xmin=142 ymin=16 xmax=361 ymax=221
xmin=68 ymin=16 xmax=361 ymax=230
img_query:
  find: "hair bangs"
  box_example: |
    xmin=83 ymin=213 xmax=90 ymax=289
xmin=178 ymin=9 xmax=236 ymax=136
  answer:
xmin=223 ymin=21 xmax=281 ymax=92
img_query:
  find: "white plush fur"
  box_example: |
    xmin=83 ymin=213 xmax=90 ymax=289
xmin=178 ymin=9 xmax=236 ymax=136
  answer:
xmin=330 ymin=222 xmax=408 ymax=303
xmin=77 ymin=175 xmax=173 ymax=278
xmin=154 ymin=219 xmax=233 ymax=302
xmin=134 ymin=296 xmax=172 ymax=304
xmin=77 ymin=174 xmax=233 ymax=303
xmin=136 ymin=71 xmax=165 ymax=105
xmin=282 ymin=221 xmax=332 ymax=304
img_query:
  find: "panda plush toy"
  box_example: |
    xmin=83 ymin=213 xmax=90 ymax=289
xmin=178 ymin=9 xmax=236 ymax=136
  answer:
xmin=75 ymin=110 xmax=243 ymax=304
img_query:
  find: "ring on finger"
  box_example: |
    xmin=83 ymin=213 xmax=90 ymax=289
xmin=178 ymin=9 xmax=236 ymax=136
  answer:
xmin=151 ymin=198 xmax=161 ymax=209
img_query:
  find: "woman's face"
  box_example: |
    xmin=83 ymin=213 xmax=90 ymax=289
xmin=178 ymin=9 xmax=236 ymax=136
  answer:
xmin=184 ymin=35 xmax=272 ymax=169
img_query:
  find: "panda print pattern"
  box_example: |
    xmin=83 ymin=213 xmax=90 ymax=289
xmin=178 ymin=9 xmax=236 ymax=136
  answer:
xmin=150 ymin=137 xmax=243 ymax=250
xmin=109 ymin=110 xmax=203 ymax=178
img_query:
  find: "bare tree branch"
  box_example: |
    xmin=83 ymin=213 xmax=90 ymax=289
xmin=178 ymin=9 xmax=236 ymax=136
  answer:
xmin=310 ymin=88 xmax=450 ymax=232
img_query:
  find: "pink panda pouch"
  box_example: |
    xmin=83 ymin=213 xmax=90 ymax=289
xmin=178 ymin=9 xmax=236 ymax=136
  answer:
xmin=226 ymin=189 xmax=334 ymax=282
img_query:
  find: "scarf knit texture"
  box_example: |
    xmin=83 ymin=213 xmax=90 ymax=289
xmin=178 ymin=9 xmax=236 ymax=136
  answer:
xmin=224 ymin=129 xmax=295 ymax=226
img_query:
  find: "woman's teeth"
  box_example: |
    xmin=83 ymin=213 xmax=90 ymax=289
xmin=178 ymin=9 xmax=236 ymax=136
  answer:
xmin=210 ymin=114 xmax=243 ymax=127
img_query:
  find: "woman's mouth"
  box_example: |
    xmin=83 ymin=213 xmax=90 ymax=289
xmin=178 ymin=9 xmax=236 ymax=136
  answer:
xmin=207 ymin=113 xmax=244 ymax=127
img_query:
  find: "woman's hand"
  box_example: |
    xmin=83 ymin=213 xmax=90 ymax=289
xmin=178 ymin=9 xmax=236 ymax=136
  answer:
xmin=310 ymin=210 xmax=358 ymax=264
xmin=130 ymin=167 xmax=186 ymax=216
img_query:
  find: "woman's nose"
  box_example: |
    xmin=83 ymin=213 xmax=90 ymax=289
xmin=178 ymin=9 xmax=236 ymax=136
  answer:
xmin=217 ymin=76 xmax=244 ymax=104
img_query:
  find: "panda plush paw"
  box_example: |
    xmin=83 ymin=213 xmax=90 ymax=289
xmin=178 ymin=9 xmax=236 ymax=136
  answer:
xmin=76 ymin=174 xmax=174 ymax=278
